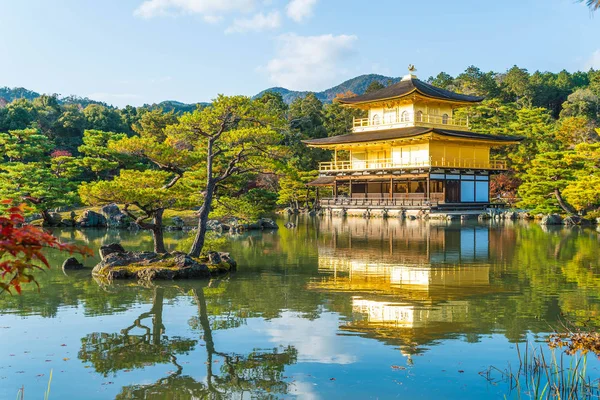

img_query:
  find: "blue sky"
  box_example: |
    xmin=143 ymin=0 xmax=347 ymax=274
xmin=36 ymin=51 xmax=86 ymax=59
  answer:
xmin=0 ymin=0 xmax=599 ymax=107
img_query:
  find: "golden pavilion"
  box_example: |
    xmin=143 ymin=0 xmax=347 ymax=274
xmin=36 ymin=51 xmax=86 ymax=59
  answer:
xmin=304 ymin=67 xmax=522 ymax=212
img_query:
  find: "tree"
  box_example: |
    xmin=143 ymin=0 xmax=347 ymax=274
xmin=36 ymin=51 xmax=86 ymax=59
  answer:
xmin=324 ymin=91 xmax=365 ymax=138
xmin=0 ymin=163 xmax=79 ymax=224
xmin=0 ymin=201 xmax=90 ymax=294
xmin=83 ymin=104 xmax=127 ymax=133
xmin=77 ymin=130 xmax=133 ymax=179
xmin=0 ymin=129 xmax=53 ymax=162
xmin=559 ymin=88 xmax=600 ymax=120
xmin=555 ymin=116 xmax=599 ymax=147
xmin=518 ymin=144 xmax=600 ymax=215
xmin=132 ymin=108 xmax=178 ymax=141
xmin=165 ymin=95 xmax=282 ymax=258
xmin=500 ymin=66 xmax=532 ymax=105
xmin=364 ymin=80 xmax=385 ymax=94
xmin=578 ymin=0 xmax=600 ymax=11
xmin=80 ymin=170 xmax=197 ymax=253
xmin=427 ymin=72 xmax=454 ymax=89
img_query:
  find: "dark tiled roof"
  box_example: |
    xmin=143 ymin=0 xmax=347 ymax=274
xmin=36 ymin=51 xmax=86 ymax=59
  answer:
xmin=306 ymin=176 xmax=335 ymax=186
xmin=338 ymin=77 xmax=484 ymax=105
xmin=303 ymin=127 xmax=523 ymax=146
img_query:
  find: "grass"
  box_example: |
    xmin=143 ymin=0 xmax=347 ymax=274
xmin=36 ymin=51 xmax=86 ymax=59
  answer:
xmin=481 ymin=340 xmax=600 ymax=399
xmin=16 ymin=369 xmax=52 ymax=400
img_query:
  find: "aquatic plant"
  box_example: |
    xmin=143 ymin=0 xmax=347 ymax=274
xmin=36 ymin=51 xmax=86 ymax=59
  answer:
xmin=481 ymin=340 xmax=600 ymax=399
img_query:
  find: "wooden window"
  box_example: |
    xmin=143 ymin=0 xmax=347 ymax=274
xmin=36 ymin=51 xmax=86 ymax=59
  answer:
xmin=401 ymin=111 xmax=410 ymax=122
xmin=415 ymin=111 xmax=423 ymax=122
xmin=372 ymin=114 xmax=381 ymax=125
xmin=442 ymin=113 xmax=449 ymax=124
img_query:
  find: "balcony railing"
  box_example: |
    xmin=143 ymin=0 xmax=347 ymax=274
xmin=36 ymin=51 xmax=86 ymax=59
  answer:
xmin=353 ymin=112 xmax=468 ymax=130
xmin=319 ymin=157 xmax=507 ymax=172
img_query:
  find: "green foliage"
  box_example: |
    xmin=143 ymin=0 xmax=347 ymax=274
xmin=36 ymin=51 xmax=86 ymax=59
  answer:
xmin=277 ymin=169 xmax=318 ymax=208
xmin=518 ymin=143 xmax=600 ymax=214
xmin=132 ymin=108 xmax=178 ymax=141
xmin=0 ymin=162 xmax=79 ymax=218
xmin=211 ymin=189 xmax=278 ymax=221
xmin=0 ymin=129 xmax=53 ymax=161
xmin=83 ymin=104 xmax=128 ymax=133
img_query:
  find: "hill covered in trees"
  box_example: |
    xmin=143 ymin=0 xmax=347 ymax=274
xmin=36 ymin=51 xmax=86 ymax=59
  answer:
xmin=1 ymin=64 xmax=600 ymax=218
xmin=255 ymin=74 xmax=401 ymax=104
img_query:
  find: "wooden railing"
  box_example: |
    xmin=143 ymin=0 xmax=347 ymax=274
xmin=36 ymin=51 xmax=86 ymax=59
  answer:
xmin=353 ymin=112 xmax=469 ymax=130
xmin=318 ymin=157 xmax=507 ymax=172
xmin=320 ymin=195 xmax=438 ymax=208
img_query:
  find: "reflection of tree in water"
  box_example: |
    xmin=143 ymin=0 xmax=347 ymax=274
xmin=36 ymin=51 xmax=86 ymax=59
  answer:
xmin=78 ymin=287 xmax=197 ymax=376
xmin=189 ymin=287 xmax=298 ymax=398
xmin=78 ymin=285 xmax=297 ymax=399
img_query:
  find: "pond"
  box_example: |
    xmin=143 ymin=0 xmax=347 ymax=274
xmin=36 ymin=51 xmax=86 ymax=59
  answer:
xmin=1 ymin=217 xmax=600 ymax=399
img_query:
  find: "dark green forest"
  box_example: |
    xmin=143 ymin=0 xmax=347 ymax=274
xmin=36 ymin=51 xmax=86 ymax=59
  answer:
xmin=1 ymin=65 xmax=600 ymax=226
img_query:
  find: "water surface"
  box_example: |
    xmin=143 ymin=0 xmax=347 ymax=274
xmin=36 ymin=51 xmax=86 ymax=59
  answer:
xmin=1 ymin=218 xmax=599 ymax=399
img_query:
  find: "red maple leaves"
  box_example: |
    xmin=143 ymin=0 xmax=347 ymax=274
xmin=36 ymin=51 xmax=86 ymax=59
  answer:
xmin=0 ymin=201 xmax=91 ymax=294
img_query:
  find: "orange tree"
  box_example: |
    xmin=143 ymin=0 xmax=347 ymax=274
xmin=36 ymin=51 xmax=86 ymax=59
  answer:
xmin=0 ymin=201 xmax=91 ymax=294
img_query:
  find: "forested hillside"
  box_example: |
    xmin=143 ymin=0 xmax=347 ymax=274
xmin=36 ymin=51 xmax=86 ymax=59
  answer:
xmin=1 ymin=64 xmax=599 ymax=221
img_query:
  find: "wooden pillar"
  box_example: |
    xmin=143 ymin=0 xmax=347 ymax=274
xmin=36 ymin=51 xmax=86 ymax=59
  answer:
xmin=389 ymin=177 xmax=393 ymax=199
xmin=334 ymin=148 xmax=338 ymax=167
xmin=426 ymin=175 xmax=430 ymax=200
xmin=349 ymin=178 xmax=352 ymax=198
xmin=334 ymin=180 xmax=338 ymax=198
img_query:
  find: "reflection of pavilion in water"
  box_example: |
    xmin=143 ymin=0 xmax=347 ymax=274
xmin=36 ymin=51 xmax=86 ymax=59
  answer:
xmin=310 ymin=218 xmax=505 ymax=357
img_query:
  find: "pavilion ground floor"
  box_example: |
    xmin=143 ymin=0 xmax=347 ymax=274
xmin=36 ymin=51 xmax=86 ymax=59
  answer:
xmin=312 ymin=171 xmax=499 ymax=212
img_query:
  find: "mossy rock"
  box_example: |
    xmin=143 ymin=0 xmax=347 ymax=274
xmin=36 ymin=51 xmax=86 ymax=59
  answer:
xmin=92 ymin=248 xmax=235 ymax=283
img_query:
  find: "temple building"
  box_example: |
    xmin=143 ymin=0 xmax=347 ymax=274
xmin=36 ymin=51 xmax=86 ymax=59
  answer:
xmin=304 ymin=67 xmax=522 ymax=212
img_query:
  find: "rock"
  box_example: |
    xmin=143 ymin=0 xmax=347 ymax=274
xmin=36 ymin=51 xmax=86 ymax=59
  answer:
xmin=62 ymin=257 xmax=84 ymax=270
xmin=44 ymin=212 xmax=63 ymax=226
xmin=284 ymin=222 xmax=296 ymax=228
xmin=563 ymin=215 xmax=592 ymax=226
xmin=540 ymin=214 xmax=563 ymax=225
xmin=92 ymin=250 xmax=236 ymax=281
xmin=99 ymin=243 xmax=126 ymax=261
xmin=107 ymin=213 xmax=130 ymax=229
xmin=77 ymin=210 xmax=107 ymax=228
xmin=171 ymin=216 xmax=185 ymax=229
xmin=517 ymin=211 xmax=532 ymax=220
xmin=284 ymin=207 xmax=298 ymax=215
xmin=207 ymin=251 xmax=222 ymax=264
xmin=446 ymin=215 xmax=460 ymax=221
xmin=408 ymin=215 xmax=417 ymax=221
xmin=258 ymin=218 xmax=279 ymax=230
xmin=61 ymin=218 xmax=75 ymax=227
xmin=596 ymin=217 xmax=600 ymax=225
xmin=308 ymin=210 xmax=317 ymax=217
xmin=478 ymin=213 xmax=491 ymax=221
xmin=101 ymin=203 xmax=121 ymax=218
xmin=207 ymin=220 xmax=224 ymax=231
xmin=504 ymin=211 xmax=518 ymax=220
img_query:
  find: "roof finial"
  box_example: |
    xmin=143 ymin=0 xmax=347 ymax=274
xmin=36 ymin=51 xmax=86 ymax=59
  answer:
xmin=402 ymin=64 xmax=417 ymax=81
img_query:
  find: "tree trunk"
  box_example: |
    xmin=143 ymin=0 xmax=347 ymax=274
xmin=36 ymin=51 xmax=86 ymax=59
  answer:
xmin=191 ymin=288 xmax=216 ymax=390
xmin=40 ymin=209 xmax=53 ymax=226
xmin=189 ymin=182 xmax=215 ymax=258
xmin=152 ymin=208 xmax=167 ymax=254
xmin=151 ymin=287 xmax=164 ymax=345
xmin=554 ymin=188 xmax=577 ymax=215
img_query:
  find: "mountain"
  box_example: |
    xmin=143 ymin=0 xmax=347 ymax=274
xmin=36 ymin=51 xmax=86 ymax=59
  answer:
xmin=1 ymin=73 xmax=401 ymax=110
xmin=143 ymin=100 xmax=210 ymax=114
xmin=0 ymin=86 xmax=41 ymax=102
xmin=255 ymin=74 xmax=401 ymax=104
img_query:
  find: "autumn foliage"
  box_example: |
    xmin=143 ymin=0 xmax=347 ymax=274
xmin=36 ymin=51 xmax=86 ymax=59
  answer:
xmin=0 ymin=201 xmax=91 ymax=294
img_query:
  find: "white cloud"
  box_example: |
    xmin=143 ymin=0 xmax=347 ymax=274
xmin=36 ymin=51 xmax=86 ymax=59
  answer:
xmin=585 ymin=49 xmax=600 ymax=70
xmin=261 ymin=312 xmax=357 ymax=365
xmin=264 ymin=33 xmax=358 ymax=90
xmin=225 ymin=10 xmax=281 ymax=33
xmin=134 ymin=0 xmax=256 ymax=19
xmin=286 ymin=0 xmax=318 ymax=22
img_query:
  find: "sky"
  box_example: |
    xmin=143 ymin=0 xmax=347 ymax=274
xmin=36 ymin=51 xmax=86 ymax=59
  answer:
xmin=0 ymin=0 xmax=599 ymax=107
